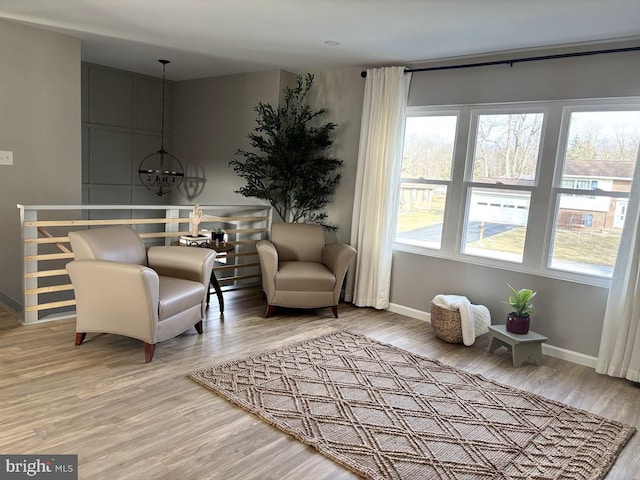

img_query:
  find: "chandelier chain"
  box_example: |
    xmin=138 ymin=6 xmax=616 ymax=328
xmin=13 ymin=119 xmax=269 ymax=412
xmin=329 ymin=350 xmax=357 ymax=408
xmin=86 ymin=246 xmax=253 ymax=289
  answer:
xmin=160 ymin=60 xmax=167 ymax=151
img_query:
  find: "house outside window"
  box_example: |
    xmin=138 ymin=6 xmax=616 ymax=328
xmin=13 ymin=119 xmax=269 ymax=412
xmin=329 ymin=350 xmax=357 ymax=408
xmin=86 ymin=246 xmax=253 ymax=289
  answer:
xmin=395 ymin=100 xmax=640 ymax=285
xmin=549 ymin=109 xmax=640 ymax=276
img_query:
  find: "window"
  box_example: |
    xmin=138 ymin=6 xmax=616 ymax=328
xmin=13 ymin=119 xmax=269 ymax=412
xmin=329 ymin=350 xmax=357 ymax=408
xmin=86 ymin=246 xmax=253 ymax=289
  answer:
xmin=549 ymin=109 xmax=640 ymax=277
xmin=396 ymin=114 xmax=457 ymax=249
xmin=462 ymin=112 xmax=544 ymax=262
xmin=395 ymin=100 xmax=640 ymax=285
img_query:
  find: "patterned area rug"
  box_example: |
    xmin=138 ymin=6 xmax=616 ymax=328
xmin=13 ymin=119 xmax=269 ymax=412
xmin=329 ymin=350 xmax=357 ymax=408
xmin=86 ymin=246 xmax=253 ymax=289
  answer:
xmin=190 ymin=330 xmax=635 ymax=479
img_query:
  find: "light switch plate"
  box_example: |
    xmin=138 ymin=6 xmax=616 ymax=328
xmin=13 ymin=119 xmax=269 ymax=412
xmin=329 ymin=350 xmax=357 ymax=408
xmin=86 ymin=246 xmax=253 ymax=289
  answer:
xmin=0 ymin=151 xmax=13 ymax=166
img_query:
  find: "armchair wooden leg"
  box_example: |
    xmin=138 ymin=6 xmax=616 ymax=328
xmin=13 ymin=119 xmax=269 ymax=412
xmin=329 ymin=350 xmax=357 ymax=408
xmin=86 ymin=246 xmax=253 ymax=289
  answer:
xmin=265 ymin=305 xmax=276 ymax=318
xmin=331 ymin=305 xmax=338 ymax=318
xmin=75 ymin=332 xmax=86 ymax=346
xmin=144 ymin=343 xmax=156 ymax=363
xmin=194 ymin=320 xmax=203 ymax=334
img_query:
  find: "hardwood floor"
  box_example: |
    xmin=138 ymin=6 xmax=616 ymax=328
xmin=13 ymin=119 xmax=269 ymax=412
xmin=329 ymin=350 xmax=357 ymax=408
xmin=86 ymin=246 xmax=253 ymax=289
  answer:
xmin=1 ymin=289 xmax=639 ymax=479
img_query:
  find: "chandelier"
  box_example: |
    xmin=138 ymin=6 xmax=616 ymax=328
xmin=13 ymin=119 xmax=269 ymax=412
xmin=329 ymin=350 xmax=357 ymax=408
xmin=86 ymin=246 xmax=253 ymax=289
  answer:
xmin=138 ymin=59 xmax=184 ymax=197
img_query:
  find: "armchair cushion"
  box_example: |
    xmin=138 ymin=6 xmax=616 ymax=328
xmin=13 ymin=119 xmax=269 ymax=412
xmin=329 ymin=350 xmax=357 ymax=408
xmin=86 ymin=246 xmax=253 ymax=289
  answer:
xmin=158 ymin=277 xmax=206 ymax=320
xmin=69 ymin=225 xmax=147 ymax=264
xmin=276 ymin=262 xmax=336 ymax=291
xmin=271 ymin=223 xmax=325 ymax=262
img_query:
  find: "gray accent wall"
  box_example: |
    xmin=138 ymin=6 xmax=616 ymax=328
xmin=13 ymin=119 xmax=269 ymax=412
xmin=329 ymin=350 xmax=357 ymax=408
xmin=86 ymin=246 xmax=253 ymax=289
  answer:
xmin=0 ymin=19 xmax=81 ymax=308
xmin=82 ymin=63 xmax=174 ymax=205
xmin=392 ymin=41 xmax=640 ymax=358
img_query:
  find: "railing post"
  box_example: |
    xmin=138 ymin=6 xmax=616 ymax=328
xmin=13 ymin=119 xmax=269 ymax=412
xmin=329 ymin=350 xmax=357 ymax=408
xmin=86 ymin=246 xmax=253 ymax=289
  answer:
xmin=165 ymin=207 xmax=180 ymax=245
xmin=20 ymin=206 xmax=39 ymax=324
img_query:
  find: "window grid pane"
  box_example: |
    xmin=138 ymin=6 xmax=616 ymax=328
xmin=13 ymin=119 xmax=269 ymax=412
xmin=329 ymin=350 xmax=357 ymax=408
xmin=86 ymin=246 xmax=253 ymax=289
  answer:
xmin=472 ymin=112 xmax=544 ymax=186
xmin=462 ymin=187 xmax=530 ymax=263
xmin=397 ymin=184 xmax=447 ymax=249
xmin=561 ymin=111 xmax=640 ymax=193
xmin=396 ymin=115 xmax=457 ymax=250
xmin=549 ymin=194 xmax=622 ymax=277
xmin=550 ymin=109 xmax=640 ymax=277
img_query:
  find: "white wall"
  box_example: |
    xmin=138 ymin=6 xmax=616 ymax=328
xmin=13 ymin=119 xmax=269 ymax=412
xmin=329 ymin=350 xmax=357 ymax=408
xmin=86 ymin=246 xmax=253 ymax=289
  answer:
xmin=0 ymin=20 xmax=81 ymax=307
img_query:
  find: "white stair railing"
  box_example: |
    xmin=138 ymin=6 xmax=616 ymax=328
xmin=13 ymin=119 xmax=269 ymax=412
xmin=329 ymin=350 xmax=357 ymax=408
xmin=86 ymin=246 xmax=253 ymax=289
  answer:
xmin=17 ymin=204 xmax=272 ymax=324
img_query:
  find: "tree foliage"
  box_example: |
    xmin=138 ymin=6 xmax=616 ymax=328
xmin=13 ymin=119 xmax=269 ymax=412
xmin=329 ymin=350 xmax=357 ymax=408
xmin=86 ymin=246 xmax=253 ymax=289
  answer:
xmin=474 ymin=113 xmax=542 ymax=182
xmin=566 ymin=122 xmax=640 ymax=162
xmin=229 ymin=74 xmax=342 ymax=227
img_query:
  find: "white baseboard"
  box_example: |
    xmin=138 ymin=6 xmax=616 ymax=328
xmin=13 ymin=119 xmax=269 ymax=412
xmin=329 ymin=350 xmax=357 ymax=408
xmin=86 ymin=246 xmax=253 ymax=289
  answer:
xmin=388 ymin=303 xmax=431 ymax=322
xmin=541 ymin=343 xmax=597 ymax=368
xmin=386 ymin=303 xmax=597 ymax=369
xmin=19 ymin=310 xmax=76 ymax=326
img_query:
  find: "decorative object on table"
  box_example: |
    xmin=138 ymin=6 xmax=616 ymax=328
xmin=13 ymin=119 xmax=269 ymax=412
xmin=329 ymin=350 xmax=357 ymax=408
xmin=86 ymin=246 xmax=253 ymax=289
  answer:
xmin=179 ymin=235 xmax=209 ymax=247
xmin=190 ymin=330 xmax=635 ymax=480
xmin=211 ymin=227 xmax=226 ymax=246
xmin=229 ymin=73 xmax=342 ymax=228
xmin=179 ymin=204 xmax=209 ymax=246
xmin=504 ymin=284 xmax=536 ymax=334
xmin=137 ymin=59 xmax=184 ymax=197
xmin=431 ymin=294 xmax=491 ymax=345
xmin=191 ymin=204 xmax=204 ymax=236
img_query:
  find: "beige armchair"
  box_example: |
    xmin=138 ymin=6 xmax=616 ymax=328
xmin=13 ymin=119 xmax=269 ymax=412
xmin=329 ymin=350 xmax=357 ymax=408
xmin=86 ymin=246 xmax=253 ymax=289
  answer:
xmin=66 ymin=226 xmax=216 ymax=362
xmin=256 ymin=223 xmax=356 ymax=318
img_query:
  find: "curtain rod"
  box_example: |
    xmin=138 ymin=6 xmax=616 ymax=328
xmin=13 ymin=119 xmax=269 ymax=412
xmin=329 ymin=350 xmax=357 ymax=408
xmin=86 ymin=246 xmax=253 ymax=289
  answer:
xmin=360 ymin=45 xmax=640 ymax=78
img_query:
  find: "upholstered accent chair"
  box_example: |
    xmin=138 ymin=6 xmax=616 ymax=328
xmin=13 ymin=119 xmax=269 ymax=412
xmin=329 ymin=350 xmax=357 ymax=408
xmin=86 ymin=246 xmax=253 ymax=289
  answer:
xmin=66 ymin=226 xmax=216 ymax=362
xmin=256 ymin=223 xmax=356 ymax=318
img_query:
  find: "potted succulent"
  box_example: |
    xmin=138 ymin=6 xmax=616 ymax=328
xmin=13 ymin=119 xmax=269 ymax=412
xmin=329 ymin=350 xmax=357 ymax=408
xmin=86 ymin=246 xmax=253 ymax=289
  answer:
xmin=504 ymin=284 xmax=536 ymax=334
xmin=212 ymin=227 xmax=226 ymax=243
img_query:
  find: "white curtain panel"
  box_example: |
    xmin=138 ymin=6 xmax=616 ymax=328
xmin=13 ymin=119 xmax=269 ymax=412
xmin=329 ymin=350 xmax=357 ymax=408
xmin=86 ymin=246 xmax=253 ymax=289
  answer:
xmin=596 ymin=147 xmax=640 ymax=382
xmin=346 ymin=66 xmax=411 ymax=309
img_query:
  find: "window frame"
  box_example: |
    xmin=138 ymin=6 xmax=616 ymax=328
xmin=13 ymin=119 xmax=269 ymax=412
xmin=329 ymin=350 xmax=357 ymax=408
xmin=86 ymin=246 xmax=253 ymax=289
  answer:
xmin=394 ymin=98 xmax=640 ymax=288
xmin=396 ymin=109 xmax=461 ymax=250
xmin=459 ymin=107 xmax=548 ymax=264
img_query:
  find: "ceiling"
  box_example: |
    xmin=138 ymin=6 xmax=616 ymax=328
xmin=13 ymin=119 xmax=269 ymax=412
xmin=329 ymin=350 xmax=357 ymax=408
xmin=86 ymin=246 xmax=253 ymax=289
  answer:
xmin=1 ymin=0 xmax=640 ymax=81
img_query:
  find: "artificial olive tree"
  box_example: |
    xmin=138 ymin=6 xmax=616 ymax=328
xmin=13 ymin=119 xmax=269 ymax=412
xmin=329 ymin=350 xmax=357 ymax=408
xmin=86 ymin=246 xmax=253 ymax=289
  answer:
xmin=230 ymin=73 xmax=342 ymax=228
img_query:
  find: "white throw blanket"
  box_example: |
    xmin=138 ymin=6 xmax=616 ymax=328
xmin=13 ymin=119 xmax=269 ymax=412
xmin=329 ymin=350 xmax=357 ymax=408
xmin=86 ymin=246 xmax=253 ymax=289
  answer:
xmin=432 ymin=294 xmax=491 ymax=346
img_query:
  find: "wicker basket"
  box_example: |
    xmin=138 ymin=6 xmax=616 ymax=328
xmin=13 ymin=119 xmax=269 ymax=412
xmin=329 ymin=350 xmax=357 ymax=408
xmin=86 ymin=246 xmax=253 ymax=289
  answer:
xmin=430 ymin=302 xmax=463 ymax=343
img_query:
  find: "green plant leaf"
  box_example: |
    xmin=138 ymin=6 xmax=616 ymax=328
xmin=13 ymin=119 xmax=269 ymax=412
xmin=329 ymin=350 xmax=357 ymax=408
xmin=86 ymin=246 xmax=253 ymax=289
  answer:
xmin=230 ymin=73 xmax=342 ymax=228
xmin=504 ymin=283 xmax=536 ymax=317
